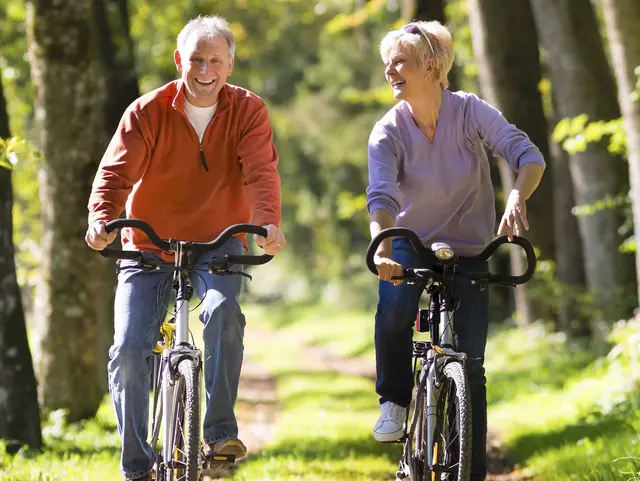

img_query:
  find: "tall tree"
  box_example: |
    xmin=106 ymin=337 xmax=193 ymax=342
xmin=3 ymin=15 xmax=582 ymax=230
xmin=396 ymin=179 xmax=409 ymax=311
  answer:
xmin=600 ymin=0 xmax=640 ymax=304
xmin=531 ymin=0 xmax=636 ymax=327
xmin=548 ymin=92 xmax=587 ymax=334
xmin=467 ymin=0 xmax=555 ymax=323
xmin=26 ymin=0 xmax=113 ymax=421
xmin=93 ymin=0 xmax=139 ymax=139
xmin=0 ymin=65 xmax=42 ymax=453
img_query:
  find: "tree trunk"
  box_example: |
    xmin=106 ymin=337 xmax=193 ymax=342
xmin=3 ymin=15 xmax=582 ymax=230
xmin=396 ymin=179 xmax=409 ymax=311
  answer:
xmin=600 ymin=0 xmax=640 ymax=305
xmin=549 ymin=93 xmax=587 ymax=335
xmin=26 ymin=0 xmax=114 ymax=422
xmin=93 ymin=0 xmax=139 ymax=139
xmin=468 ymin=0 xmax=555 ymax=324
xmin=531 ymin=0 xmax=636 ymax=328
xmin=413 ymin=0 xmax=460 ymax=91
xmin=0 ymin=67 xmax=43 ymax=453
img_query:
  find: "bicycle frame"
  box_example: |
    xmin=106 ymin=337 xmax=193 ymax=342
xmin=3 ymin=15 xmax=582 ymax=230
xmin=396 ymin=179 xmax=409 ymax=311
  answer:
xmin=100 ymin=218 xmax=273 ymax=480
xmin=149 ymin=241 xmax=203 ymax=476
xmin=405 ymin=280 xmax=467 ymax=476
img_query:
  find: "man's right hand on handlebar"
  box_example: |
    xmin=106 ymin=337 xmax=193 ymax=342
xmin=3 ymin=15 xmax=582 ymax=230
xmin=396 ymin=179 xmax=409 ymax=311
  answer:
xmin=85 ymin=220 xmax=118 ymax=251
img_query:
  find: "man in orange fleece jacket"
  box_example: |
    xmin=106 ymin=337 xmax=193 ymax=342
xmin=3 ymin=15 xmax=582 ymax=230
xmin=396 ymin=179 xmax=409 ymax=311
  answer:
xmin=85 ymin=15 xmax=284 ymax=481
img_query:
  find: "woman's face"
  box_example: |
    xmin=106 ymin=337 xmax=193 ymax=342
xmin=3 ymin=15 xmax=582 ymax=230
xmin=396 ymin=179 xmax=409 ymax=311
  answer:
xmin=384 ymin=45 xmax=431 ymax=101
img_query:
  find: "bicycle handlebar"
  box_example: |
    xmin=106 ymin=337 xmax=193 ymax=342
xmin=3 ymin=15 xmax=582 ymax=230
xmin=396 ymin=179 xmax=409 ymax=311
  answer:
xmin=365 ymin=227 xmax=536 ymax=286
xmin=98 ymin=219 xmax=273 ymax=265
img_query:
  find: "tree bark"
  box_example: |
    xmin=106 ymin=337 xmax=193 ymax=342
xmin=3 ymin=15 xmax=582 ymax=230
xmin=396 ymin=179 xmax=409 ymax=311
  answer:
xmin=550 ymin=98 xmax=587 ymax=335
xmin=26 ymin=0 xmax=114 ymax=421
xmin=0 ymin=67 xmax=43 ymax=452
xmin=531 ymin=0 xmax=636 ymax=326
xmin=467 ymin=0 xmax=555 ymax=324
xmin=413 ymin=0 xmax=460 ymax=91
xmin=600 ymin=0 xmax=640 ymax=305
xmin=93 ymin=0 xmax=139 ymax=139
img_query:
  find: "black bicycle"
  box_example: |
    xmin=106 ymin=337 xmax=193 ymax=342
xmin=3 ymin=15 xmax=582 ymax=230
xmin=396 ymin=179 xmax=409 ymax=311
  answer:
xmin=366 ymin=228 xmax=536 ymax=481
xmin=100 ymin=218 xmax=272 ymax=481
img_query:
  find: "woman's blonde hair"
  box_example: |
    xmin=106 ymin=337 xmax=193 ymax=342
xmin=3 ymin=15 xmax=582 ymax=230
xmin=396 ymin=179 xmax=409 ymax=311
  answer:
xmin=380 ymin=20 xmax=454 ymax=89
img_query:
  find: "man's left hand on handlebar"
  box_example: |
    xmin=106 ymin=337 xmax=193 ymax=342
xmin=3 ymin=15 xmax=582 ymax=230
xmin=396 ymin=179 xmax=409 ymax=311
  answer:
xmin=254 ymin=224 xmax=286 ymax=255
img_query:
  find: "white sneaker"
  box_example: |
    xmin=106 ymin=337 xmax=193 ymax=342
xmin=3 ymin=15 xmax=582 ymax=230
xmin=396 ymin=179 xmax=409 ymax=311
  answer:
xmin=373 ymin=401 xmax=407 ymax=442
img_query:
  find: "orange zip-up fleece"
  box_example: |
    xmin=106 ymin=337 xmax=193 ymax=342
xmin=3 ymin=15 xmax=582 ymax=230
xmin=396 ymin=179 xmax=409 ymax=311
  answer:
xmin=88 ymin=80 xmax=281 ymax=260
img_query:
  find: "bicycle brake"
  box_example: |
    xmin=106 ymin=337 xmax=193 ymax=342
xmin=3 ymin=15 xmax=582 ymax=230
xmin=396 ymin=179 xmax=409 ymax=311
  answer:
xmin=208 ymin=265 xmax=253 ymax=280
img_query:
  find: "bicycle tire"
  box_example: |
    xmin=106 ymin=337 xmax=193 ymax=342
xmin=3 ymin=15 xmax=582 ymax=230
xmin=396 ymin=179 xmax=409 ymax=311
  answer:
xmin=428 ymin=361 xmax=471 ymax=481
xmin=166 ymin=358 xmax=201 ymax=481
xmin=396 ymin=374 xmax=426 ymax=481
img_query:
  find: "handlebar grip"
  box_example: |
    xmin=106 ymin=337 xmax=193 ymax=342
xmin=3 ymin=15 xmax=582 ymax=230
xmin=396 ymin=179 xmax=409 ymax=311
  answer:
xmin=104 ymin=219 xmax=171 ymax=251
xmin=485 ymin=235 xmax=537 ymax=285
xmin=187 ymin=224 xmax=269 ymax=253
xmin=365 ymin=228 xmax=424 ymax=275
xmin=98 ymin=248 xmax=143 ymax=260
xmin=225 ymin=253 xmax=274 ymax=265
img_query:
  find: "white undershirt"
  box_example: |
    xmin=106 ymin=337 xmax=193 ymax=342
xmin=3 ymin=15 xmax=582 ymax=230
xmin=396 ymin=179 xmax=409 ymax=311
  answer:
xmin=184 ymin=99 xmax=217 ymax=142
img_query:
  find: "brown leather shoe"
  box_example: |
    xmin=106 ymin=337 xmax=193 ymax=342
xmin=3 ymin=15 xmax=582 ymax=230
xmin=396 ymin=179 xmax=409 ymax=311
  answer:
xmin=202 ymin=437 xmax=247 ymax=471
xmin=210 ymin=438 xmax=247 ymax=461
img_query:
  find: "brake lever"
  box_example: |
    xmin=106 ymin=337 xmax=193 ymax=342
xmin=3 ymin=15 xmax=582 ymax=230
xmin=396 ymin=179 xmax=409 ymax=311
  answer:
xmin=208 ymin=264 xmax=253 ymax=281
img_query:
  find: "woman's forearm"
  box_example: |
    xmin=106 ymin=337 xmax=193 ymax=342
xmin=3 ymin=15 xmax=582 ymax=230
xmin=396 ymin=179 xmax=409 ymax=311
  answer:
xmin=513 ymin=162 xmax=544 ymax=200
xmin=370 ymin=209 xmax=395 ymax=257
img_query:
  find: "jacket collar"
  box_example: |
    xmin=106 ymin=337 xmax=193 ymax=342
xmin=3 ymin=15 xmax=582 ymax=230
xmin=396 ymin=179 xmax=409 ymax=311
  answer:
xmin=171 ymin=80 xmax=232 ymax=115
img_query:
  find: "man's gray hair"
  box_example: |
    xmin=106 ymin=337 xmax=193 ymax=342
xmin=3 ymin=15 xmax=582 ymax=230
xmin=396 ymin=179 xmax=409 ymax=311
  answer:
xmin=177 ymin=15 xmax=236 ymax=59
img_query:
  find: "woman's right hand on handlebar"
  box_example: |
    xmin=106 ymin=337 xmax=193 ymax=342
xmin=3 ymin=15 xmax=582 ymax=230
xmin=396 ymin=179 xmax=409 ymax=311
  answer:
xmin=85 ymin=220 xmax=118 ymax=250
xmin=375 ymin=255 xmax=404 ymax=286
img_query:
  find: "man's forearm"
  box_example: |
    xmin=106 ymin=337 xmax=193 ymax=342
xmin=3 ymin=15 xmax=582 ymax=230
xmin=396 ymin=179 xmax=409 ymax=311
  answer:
xmin=370 ymin=209 xmax=395 ymax=257
xmin=514 ymin=162 xmax=544 ymax=200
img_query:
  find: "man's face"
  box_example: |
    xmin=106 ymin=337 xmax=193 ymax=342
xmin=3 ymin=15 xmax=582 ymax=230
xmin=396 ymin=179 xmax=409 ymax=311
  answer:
xmin=174 ymin=35 xmax=234 ymax=107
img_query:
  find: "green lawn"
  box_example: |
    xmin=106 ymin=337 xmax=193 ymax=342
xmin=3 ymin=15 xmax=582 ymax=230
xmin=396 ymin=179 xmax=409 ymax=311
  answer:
xmin=1 ymin=302 xmax=638 ymax=480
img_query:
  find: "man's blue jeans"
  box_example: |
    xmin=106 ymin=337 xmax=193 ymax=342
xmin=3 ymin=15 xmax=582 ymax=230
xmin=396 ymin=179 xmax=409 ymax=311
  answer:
xmin=375 ymin=239 xmax=490 ymax=481
xmin=108 ymin=238 xmax=245 ymax=478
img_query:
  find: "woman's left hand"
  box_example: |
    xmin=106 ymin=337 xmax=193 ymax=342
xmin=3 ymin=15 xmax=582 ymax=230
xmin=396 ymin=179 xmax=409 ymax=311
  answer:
xmin=498 ymin=190 xmax=529 ymax=241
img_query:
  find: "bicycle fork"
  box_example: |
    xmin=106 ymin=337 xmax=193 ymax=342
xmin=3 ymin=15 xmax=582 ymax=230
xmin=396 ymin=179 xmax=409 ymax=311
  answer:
xmin=425 ymin=303 xmax=466 ymax=470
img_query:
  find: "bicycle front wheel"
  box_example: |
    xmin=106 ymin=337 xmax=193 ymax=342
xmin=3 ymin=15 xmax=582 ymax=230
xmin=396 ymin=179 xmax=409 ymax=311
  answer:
xmin=429 ymin=361 xmax=471 ymax=481
xmin=166 ymin=358 xmax=201 ymax=481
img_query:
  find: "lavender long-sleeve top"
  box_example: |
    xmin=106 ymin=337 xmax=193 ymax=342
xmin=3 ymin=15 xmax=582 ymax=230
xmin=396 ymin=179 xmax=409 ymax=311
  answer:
xmin=366 ymin=89 xmax=546 ymax=255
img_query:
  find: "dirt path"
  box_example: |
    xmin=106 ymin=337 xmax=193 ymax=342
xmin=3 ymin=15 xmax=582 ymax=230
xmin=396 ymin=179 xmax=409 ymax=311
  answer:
xmin=206 ymin=326 xmax=531 ymax=480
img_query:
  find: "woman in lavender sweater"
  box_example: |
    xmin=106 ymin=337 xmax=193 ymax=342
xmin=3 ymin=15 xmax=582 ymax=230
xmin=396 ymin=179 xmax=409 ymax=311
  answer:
xmin=367 ymin=20 xmax=545 ymax=481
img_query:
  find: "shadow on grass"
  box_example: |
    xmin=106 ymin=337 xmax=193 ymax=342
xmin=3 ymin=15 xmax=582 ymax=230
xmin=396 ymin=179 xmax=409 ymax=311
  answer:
xmin=283 ymin=388 xmax=378 ymax=412
xmin=239 ymin=435 xmax=400 ymax=479
xmin=487 ymin=349 xmax=597 ymax=405
xmin=45 ymin=440 xmax=120 ymax=458
xmin=509 ymin=414 xmax=635 ymax=462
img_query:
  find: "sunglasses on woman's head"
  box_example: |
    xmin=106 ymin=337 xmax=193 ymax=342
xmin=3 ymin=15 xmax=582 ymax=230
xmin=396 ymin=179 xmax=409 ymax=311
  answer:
xmin=401 ymin=23 xmax=434 ymax=54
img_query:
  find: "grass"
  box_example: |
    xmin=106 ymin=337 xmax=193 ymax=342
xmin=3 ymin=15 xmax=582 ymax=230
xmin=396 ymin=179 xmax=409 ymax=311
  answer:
xmin=486 ymin=319 xmax=640 ymax=481
xmin=0 ymin=402 xmax=122 ymax=480
xmin=2 ymin=302 xmax=639 ymax=480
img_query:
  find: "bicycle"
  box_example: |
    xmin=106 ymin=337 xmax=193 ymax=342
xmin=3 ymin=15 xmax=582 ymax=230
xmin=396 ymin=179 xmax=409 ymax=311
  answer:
xmin=365 ymin=228 xmax=536 ymax=481
xmin=99 ymin=218 xmax=273 ymax=481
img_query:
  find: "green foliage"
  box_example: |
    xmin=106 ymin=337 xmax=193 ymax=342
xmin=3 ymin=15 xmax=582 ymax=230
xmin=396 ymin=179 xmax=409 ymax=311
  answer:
xmin=5 ymin=137 xmax=42 ymax=296
xmin=551 ymin=66 xmax=640 ymax=157
xmin=0 ymin=0 xmax=33 ymax=137
xmin=552 ymin=113 xmax=626 ymax=155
